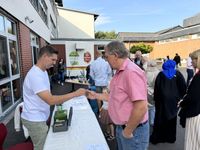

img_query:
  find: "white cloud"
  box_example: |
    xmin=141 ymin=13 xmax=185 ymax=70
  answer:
xmin=95 ymin=15 xmax=112 ymax=26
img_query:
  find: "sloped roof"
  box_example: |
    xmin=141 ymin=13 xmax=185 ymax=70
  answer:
xmin=117 ymin=32 xmax=158 ymax=41
xmin=57 ymin=7 xmax=99 ymax=20
xmin=156 ymin=25 xmax=183 ymax=35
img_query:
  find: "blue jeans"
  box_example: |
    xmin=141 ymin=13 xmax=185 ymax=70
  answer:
xmin=148 ymin=106 xmax=155 ymax=125
xmin=88 ymin=86 xmax=99 ymax=118
xmin=116 ymin=122 xmax=149 ymax=150
xmin=58 ymin=71 xmax=65 ymax=83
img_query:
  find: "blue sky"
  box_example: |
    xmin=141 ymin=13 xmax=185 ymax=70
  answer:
xmin=63 ymin=0 xmax=200 ymax=33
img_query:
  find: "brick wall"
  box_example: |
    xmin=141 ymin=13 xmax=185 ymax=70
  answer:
xmin=51 ymin=44 xmax=66 ymax=62
xmin=40 ymin=37 xmax=47 ymax=47
xmin=151 ymin=39 xmax=200 ymax=59
xmin=124 ymin=39 xmax=200 ymax=60
xmin=17 ymin=22 xmax=32 ymax=79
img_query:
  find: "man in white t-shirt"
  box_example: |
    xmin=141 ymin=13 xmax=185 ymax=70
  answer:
xmin=21 ymin=45 xmax=86 ymax=150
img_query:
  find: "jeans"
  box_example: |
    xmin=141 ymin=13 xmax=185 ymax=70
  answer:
xmin=116 ymin=122 xmax=149 ymax=150
xmin=148 ymin=106 xmax=155 ymax=125
xmin=58 ymin=71 xmax=65 ymax=83
xmin=88 ymin=86 xmax=99 ymax=118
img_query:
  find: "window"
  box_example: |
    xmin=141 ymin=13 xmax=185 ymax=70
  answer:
xmin=9 ymin=40 xmax=19 ymax=75
xmin=30 ymin=33 xmax=39 ymax=64
xmin=0 ymin=83 xmax=12 ymax=112
xmin=0 ymin=15 xmax=21 ymax=114
xmin=50 ymin=16 xmax=57 ymax=38
xmin=30 ymin=0 xmax=48 ymax=25
xmin=98 ymin=45 xmax=105 ymax=51
xmin=6 ymin=19 xmax=16 ymax=35
xmin=0 ymin=15 xmax=5 ymax=33
xmin=0 ymin=36 xmax=9 ymax=80
xmin=178 ymin=35 xmax=189 ymax=41
xmin=192 ymin=33 xmax=200 ymax=39
xmin=12 ymin=79 xmax=21 ymax=102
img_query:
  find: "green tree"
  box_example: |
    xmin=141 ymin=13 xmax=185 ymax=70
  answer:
xmin=130 ymin=43 xmax=153 ymax=54
xmin=95 ymin=31 xmax=117 ymax=39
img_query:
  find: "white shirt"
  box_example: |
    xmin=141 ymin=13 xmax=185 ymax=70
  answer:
xmin=21 ymin=65 xmax=50 ymax=121
xmin=90 ymin=57 xmax=112 ymax=86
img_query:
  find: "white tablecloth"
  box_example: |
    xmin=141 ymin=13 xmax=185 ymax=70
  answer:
xmin=43 ymin=96 xmax=109 ymax=150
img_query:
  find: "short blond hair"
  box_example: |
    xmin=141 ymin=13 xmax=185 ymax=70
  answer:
xmin=191 ymin=49 xmax=200 ymax=69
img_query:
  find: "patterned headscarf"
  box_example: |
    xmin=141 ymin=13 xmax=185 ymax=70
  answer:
xmin=162 ymin=60 xmax=176 ymax=79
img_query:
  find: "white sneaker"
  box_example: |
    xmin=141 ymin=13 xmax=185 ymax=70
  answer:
xmin=61 ymin=83 xmax=64 ymax=86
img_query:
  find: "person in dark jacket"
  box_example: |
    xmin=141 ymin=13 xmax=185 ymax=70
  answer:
xmin=150 ymin=59 xmax=186 ymax=144
xmin=173 ymin=53 xmax=181 ymax=68
xmin=178 ymin=49 xmax=200 ymax=150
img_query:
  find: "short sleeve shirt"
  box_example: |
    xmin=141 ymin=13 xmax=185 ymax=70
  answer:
xmin=108 ymin=59 xmax=148 ymax=125
xmin=21 ymin=65 xmax=50 ymax=121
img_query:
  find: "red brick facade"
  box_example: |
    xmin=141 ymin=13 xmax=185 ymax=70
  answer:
xmin=51 ymin=44 xmax=66 ymax=62
xmin=40 ymin=37 xmax=47 ymax=47
xmin=18 ymin=22 xmax=32 ymax=79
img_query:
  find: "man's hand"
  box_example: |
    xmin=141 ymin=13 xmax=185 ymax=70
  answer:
xmin=86 ymin=90 xmax=97 ymax=99
xmin=74 ymin=88 xmax=86 ymax=97
xmin=122 ymin=127 xmax=133 ymax=139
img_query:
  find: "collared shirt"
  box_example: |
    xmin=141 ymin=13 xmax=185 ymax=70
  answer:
xmin=90 ymin=57 xmax=112 ymax=86
xmin=108 ymin=59 xmax=148 ymax=125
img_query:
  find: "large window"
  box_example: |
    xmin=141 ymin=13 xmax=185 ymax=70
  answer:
xmin=0 ymin=14 xmax=21 ymax=114
xmin=30 ymin=0 xmax=48 ymax=25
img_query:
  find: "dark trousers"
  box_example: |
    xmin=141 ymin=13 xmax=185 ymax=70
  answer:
xmin=187 ymin=69 xmax=194 ymax=86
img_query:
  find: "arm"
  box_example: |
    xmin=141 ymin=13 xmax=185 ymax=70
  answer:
xmin=86 ymin=90 xmax=109 ymax=101
xmin=37 ymin=88 xmax=86 ymax=105
xmin=123 ymin=100 xmax=147 ymax=138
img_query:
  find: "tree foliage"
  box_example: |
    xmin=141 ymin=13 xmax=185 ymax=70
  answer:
xmin=130 ymin=43 xmax=153 ymax=54
xmin=95 ymin=31 xmax=117 ymax=39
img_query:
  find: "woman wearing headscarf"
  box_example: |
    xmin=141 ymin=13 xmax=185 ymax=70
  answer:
xmin=150 ymin=59 xmax=186 ymax=144
xmin=178 ymin=49 xmax=200 ymax=150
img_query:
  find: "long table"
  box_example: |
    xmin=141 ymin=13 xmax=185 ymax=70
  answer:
xmin=43 ymin=96 xmax=109 ymax=150
xmin=65 ymin=79 xmax=89 ymax=92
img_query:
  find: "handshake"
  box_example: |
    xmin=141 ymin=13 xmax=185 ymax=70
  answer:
xmin=73 ymin=88 xmax=97 ymax=99
xmin=73 ymin=88 xmax=109 ymax=101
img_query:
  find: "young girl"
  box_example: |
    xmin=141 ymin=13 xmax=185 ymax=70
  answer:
xmin=99 ymin=87 xmax=115 ymax=140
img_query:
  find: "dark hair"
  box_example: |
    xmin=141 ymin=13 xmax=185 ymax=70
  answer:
xmin=38 ymin=45 xmax=58 ymax=58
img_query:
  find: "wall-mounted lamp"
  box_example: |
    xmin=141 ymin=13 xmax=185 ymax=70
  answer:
xmin=25 ymin=16 xmax=34 ymax=23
